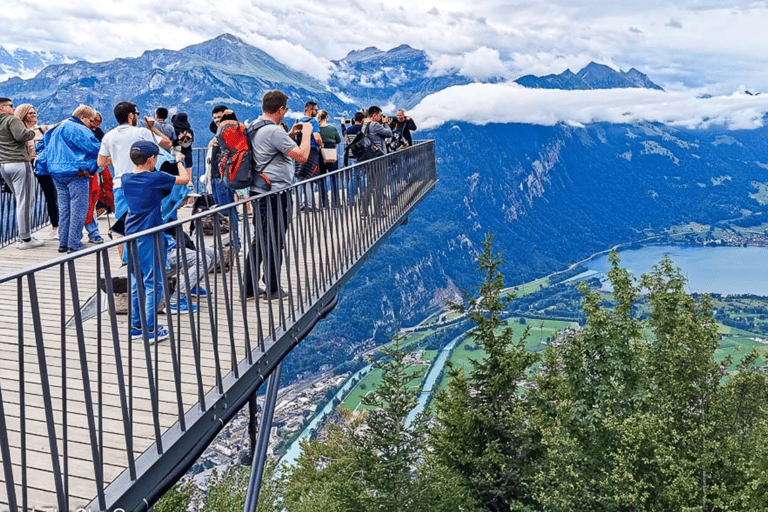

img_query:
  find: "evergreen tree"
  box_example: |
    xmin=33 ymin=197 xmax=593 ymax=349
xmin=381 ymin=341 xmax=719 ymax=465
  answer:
xmin=430 ymin=235 xmax=540 ymax=511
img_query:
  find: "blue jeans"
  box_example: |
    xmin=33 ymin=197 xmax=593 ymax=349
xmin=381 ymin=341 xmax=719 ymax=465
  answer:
xmin=211 ymin=177 xmax=240 ymax=250
xmin=348 ymin=169 xmax=365 ymax=203
xmin=129 ymin=234 xmax=164 ymax=332
xmin=85 ymin=219 xmax=100 ymax=240
xmin=52 ymin=174 xmax=89 ymax=251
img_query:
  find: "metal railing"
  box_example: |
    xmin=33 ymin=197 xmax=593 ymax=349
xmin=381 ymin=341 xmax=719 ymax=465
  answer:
xmin=0 ymin=141 xmax=436 ymax=512
xmin=0 ymin=176 xmax=50 ymax=248
xmin=0 ymin=148 xmax=209 ymax=249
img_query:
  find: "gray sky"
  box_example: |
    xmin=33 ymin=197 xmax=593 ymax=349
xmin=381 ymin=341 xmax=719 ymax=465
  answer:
xmin=4 ymin=0 xmax=768 ymax=94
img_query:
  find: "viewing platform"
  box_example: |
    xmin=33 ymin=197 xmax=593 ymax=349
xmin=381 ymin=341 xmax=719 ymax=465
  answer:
xmin=0 ymin=142 xmax=436 ymax=511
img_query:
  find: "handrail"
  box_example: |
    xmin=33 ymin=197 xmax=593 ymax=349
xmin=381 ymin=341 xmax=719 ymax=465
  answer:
xmin=0 ymin=141 xmax=436 ymax=512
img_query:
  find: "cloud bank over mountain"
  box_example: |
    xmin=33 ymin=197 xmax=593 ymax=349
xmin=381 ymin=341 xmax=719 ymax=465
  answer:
xmin=411 ymin=83 xmax=768 ymax=130
xmin=2 ymin=1 xmax=768 ymax=94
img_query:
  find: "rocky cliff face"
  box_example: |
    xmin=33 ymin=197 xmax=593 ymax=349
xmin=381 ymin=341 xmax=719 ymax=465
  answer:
xmin=289 ymin=118 xmax=768 ymax=380
xmin=0 ymin=46 xmax=74 ymax=81
xmin=327 ymin=44 xmax=472 ymax=111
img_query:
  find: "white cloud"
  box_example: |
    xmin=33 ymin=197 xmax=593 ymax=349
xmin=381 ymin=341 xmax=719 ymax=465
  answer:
xmin=410 ymin=82 xmax=768 ymax=131
xmin=1 ymin=0 xmax=768 ymax=94
xmin=429 ymin=46 xmax=511 ymax=80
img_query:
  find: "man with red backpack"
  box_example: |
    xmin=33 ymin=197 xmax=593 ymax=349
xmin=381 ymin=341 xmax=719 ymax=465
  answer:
xmin=242 ymin=90 xmax=310 ymax=301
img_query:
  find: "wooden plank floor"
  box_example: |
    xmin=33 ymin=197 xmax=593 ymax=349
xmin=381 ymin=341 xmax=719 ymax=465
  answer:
xmin=0 ymin=199 xmax=369 ymax=510
xmin=0 ymin=174 xmax=431 ymax=511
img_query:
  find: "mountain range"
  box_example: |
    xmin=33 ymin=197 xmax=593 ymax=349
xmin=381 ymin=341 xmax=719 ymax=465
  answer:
xmin=1 ymin=34 xmax=764 ymax=384
xmin=515 ymin=62 xmax=662 ymax=90
xmin=0 ymin=46 xmax=74 ymax=82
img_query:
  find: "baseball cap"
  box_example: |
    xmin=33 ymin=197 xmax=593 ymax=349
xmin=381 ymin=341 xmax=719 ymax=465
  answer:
xmin=130 ymin=140 xmax=159 ymax=159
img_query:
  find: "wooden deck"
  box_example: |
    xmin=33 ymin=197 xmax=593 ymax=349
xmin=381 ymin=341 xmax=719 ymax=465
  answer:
xmin=0 ymin=201 xmax=358 ymax=510
xmin=0 ymin=144 xmax=436 ymax=511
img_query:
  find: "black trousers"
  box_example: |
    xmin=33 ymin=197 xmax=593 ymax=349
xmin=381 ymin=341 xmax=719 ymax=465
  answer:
xmin=36 ymin=173 xmax=58 ymax=227
xmin=244 ymin=191 xmax=290 ymax=296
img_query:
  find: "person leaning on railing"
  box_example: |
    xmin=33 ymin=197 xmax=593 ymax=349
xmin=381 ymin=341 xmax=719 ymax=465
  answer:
xmin=0 ymin=97 xmax=41 ymax=249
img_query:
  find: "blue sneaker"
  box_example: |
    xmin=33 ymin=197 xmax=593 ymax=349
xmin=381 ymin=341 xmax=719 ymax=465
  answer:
xmin=189 ymin=286 xmax=208 ymax=297
xmin=131 ymin=325 xmax=169 ymax=342
xmin=169 ymin=298 xmax=199 ymax=312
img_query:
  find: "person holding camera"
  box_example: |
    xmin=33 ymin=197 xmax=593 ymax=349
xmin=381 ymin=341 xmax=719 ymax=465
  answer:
xmin=243 ymin=90 xmax=311 ymax=301
xmin=294 ymin=101 xmax=323 ymax=211
xmin=97 ymin=101 xmax=172 ymax=241
xmin=361 ymin=106 xmax=392 ymax=217
xmin=389 ymin=109 xmax=417 ymax=147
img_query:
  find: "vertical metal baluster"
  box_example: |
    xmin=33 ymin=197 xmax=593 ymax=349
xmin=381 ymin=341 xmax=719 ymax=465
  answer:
xmin=157 ymin=233 xmax=187 ymax=431
xmin=100 ymin=250 xmax=137 ymax=479
xmin=207 ymin=217 xmax=225 ymax=392
xmin=66 ymin=259 xmax=107 ymax=509
xmin=59 ymin=264 xmax=69 ymax=508
xmin=277 ymin=192 xmax=296 ymax=322
xmin=190 ymin=220 xmax=209 ymax=410
xmin=256 ymin=198 xmax=276 ymax=334
xmin=0 ymin=378 xmax=18 ymax=512
xmin=287 ymin=189 xmax=305 ymax=315
xmin=268 ymin=193 xmax=287 ymax=325
xmin=128 ymin=239 xmax=164 ymax=453
xmin=231 ymin=209 xmax=253 ymax=363
xmin=27 ymin=273 xmax=66 ymax=512
xmin=243 ymin=206 xmax=265 ymax=352
xmin=213 ymin=211 xmax=239 ymax=379
xmin=97 ymin=253 xmax=105 ymax=500
xmin=16 ymin=276 xmax=26 ymax=512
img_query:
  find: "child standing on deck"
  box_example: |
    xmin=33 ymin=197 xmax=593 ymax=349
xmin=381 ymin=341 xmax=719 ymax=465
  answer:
xmin=123 ymin=141 xmax=189 ymax=341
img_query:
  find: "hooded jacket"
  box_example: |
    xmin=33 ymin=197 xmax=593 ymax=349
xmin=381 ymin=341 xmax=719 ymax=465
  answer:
xmin=38 ymin=117 xmax=100 ymax=177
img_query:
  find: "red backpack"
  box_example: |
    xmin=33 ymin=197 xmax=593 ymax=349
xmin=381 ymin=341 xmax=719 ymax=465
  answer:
xmin=216 ymin=121 xmax=275 ymax=190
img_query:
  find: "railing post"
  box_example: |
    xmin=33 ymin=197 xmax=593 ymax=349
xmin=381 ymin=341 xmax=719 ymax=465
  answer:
xmin=243 ymin=363 xmax=282 ymax=512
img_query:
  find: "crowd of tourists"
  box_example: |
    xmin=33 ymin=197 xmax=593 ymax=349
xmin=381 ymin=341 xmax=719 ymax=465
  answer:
xmin=0 ymin=92 xmax=416 ymax=340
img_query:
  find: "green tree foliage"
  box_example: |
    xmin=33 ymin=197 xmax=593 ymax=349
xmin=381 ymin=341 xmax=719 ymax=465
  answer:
xmin=284 ymin=338 xmax=480 ymax=512
xmin=153 ymin=481 xmax=194 ymax=512
xmin=431 ymin=243 xmax=768 ymax=511
xmin=203 ymin=461 xmax=282 ymax=512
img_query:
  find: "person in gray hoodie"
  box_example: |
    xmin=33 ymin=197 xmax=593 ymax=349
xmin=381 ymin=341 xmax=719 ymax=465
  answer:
xmin=0 ymin=97 xmax=41 ymax=249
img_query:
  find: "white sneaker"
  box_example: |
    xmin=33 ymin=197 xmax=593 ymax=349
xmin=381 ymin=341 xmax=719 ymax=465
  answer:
xmin=17 ymin=237 xmax=44 ymax=250
xmin=49 ymin=227 xmax=59 ymax=239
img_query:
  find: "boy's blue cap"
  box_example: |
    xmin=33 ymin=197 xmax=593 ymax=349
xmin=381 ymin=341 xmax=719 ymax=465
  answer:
xmin=130 ymin=140 xmax=159 ymax=158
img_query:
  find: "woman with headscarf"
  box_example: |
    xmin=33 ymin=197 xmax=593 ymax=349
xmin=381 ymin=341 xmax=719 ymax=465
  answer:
xmin=16 ymin=104 xmax=58 ymax=238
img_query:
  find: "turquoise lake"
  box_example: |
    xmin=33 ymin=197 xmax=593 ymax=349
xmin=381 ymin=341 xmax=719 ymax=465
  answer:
xmin=585 ymin=245 xmax=768 ymax=295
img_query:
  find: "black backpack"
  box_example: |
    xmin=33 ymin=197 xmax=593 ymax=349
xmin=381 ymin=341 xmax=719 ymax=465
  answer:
xmin=349 ymin=123 xmax=385 ymax=162
xmin=387 ymin=129 xmax=407 ymax=152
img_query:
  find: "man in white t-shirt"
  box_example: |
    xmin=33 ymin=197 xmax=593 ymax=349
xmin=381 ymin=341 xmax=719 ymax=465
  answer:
xmin=97 ymin=101 xmax=172 ymax=235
